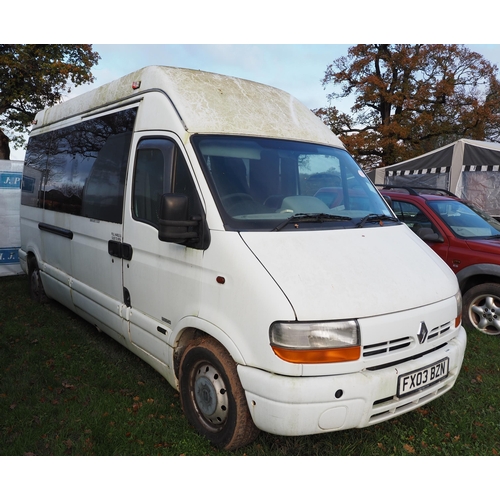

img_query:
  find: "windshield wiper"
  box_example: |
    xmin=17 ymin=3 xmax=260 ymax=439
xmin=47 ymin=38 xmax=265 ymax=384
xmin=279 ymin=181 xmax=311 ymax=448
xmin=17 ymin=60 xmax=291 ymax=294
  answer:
xmin=273 ymin=213 xmax=352 ymax=232
xmin=356 ymin=213 xmax=399 ymax=228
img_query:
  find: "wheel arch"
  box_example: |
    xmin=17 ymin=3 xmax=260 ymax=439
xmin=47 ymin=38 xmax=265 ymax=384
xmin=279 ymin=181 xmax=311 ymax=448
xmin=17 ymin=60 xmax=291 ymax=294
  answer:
xmin=457 ymin=264 xmax=500 ymax=295
xmin=171 ymin=319 xmax=247 ymax=382
xmin=24 ymin=246 xmax=46 ymax=275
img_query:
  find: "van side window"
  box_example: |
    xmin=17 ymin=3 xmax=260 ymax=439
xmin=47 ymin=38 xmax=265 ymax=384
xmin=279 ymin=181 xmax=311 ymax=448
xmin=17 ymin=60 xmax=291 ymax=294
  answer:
xmin=22 ymin=134 xmax=49 ymax=208
xmin=132 ymin=138 xmax=201 ymax=228
xmin=21 ymin=107 xmax=137 ymax=224
xmin=173 ymin=149 xmax=202 ymax=220
xmin=81 ymin=132 xmax=133 ymax=223
xmin=133 ymin=139 xmax=174 ymax=227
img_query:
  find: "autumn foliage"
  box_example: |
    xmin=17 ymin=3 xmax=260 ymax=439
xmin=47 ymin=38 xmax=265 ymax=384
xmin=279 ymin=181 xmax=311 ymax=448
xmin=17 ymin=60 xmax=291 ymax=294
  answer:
xmin=316 ymin=44 xmax=500 ymax=170
xmin=0 ymin=44 xmax=100 ymax=159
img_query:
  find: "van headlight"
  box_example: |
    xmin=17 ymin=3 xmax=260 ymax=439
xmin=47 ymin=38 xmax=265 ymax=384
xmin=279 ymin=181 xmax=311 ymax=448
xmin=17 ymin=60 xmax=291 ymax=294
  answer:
xmin=455 ymin=289 xmax=462 ymax=328
xmin=269 ymin=320 xmax=361 ymax=364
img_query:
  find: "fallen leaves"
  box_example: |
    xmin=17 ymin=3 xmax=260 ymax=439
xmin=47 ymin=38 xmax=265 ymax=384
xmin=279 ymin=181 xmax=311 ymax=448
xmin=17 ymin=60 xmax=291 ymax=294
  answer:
xmin=131 ymin=402 xmax=142 ymax=413
xmin=403 ymin=443 xmax=415 ymax=454
xmin=154 ymin=442 xmax=173 ymax=449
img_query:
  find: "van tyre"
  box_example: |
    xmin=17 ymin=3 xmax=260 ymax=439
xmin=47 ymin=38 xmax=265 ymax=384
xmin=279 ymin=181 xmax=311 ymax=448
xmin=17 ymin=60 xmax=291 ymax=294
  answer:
xmin=463 ymin=283 xmax=500 ymax=335
xmin=179 ymin=336 xmax=259 ymax=450
xmin=28 ymin=259 xmax=49 ymax=304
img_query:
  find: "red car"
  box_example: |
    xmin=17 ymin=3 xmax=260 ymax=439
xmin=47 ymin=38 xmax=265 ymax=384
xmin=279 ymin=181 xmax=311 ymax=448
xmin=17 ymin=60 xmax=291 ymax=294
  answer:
xmin=380 ymin=186 xmax=500 ymax=336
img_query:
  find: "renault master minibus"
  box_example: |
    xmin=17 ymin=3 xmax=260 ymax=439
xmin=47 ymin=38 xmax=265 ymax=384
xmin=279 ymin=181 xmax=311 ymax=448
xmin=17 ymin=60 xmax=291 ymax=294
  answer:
xmin=19 ymin=66 xmax=466 ymax=450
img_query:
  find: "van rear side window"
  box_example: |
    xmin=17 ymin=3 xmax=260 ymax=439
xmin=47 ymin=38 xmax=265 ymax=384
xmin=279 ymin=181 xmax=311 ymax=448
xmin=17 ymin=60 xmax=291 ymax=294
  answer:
xmin=22 ymin=108 xmax=137 ymax=223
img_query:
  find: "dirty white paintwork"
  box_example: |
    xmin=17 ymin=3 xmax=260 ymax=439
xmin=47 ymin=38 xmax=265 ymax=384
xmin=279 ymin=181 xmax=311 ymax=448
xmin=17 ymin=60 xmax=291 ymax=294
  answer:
xmin=241 ymin=224 xmax=458 ymax=321
xmin=33 ymin=66 xmax=344 ymax=148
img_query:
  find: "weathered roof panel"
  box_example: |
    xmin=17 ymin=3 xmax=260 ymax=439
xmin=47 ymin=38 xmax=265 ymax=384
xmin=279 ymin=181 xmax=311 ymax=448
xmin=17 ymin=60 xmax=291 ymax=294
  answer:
xmin=33 ymin=66 xmax=344 ymax=148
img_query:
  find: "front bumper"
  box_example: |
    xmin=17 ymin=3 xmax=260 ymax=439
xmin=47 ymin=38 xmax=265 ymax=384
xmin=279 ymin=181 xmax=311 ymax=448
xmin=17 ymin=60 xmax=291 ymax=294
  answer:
xmin=238 ymin=326 xmax=466 ymax=436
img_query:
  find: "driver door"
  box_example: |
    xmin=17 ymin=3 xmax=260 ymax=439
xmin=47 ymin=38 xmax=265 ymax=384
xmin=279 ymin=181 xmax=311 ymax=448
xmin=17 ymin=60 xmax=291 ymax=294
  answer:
xmin=122 ymin=134 xmax=205 ymax=365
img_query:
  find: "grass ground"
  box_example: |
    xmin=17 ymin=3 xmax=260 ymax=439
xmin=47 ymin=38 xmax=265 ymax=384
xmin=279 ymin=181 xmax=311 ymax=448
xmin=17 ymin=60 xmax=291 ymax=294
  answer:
xmin=1 ymin=274 xmax=499 ymax=456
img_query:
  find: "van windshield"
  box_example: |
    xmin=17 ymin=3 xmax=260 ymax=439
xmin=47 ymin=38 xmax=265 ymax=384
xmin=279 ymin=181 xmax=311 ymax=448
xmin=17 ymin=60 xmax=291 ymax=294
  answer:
xmin=192 ymin=135 xmax=395 ymax=231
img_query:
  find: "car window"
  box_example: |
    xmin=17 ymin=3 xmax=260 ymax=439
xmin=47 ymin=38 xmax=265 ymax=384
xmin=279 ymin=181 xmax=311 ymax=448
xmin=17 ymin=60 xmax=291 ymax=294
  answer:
xmin=392 ymin=201 xmax=435 ymax=235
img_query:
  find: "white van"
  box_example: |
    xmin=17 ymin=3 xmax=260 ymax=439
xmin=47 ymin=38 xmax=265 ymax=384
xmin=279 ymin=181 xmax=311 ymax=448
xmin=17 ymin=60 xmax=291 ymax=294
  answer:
xmin=19 ymin=66 xmax=466 ymax=450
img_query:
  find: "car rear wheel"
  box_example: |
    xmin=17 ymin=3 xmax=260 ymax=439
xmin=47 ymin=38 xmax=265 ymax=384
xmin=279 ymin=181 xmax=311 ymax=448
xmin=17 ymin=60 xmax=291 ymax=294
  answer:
xmin=179 ymin=335 xmax=259 ymax=450
xmin=463 ymin=283 xmax=500 ymax=335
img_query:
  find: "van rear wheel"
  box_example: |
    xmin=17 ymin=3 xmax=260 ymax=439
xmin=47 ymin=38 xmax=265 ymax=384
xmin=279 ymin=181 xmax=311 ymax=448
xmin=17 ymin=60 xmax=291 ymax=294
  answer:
xmin=179 ymin=336 xmax=259 ymax=450
xmin=463 ymin=283 xmax=500 ymax=335
xmin=28 ymin=259 xmax=49 ymax=304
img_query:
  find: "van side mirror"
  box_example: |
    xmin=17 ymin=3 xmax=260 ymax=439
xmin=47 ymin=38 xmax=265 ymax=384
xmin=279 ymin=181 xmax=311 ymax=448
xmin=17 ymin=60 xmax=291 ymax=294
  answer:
xmin=158 ymin=193 xmax=199 ymax=244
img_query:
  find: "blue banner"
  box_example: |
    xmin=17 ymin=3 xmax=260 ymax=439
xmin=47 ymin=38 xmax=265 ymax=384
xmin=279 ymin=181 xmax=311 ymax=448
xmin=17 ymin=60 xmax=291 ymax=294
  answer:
xmin=0 ymin=247 xmax=19 ymax=264
xmin=0 ymin=172 xmax=22 ymax=189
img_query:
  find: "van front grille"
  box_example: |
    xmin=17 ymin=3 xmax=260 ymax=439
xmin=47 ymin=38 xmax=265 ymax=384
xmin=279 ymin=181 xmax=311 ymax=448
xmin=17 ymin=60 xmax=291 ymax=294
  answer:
xmin=362 ymin=321 xmax=452 ymax=361
xmin=363 ymin=336 xmax=413 ymax=357
xmin=428 ymin=321 xmax=451 ymax=340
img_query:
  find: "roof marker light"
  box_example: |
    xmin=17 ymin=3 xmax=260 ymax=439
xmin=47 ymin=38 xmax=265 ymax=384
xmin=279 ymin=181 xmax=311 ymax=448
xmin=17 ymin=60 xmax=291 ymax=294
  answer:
xmin=132 ymin=81 xmax=141 ymax=90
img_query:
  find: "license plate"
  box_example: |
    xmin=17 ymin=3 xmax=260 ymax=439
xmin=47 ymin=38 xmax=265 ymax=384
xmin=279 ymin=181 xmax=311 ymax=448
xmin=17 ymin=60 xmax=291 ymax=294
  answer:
xmin=397 ymin=358 xmax=449 ymax=397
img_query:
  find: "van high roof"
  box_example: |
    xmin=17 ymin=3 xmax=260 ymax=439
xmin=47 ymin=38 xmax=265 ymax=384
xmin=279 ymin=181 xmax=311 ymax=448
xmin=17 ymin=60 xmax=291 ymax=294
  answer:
xmin=32 ymin=65 xmax=344 ymax=148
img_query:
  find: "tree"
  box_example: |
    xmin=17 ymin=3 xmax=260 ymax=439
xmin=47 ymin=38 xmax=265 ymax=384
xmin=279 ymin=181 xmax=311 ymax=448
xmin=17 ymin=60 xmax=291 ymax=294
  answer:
xmin=315 ymin=44 xmax=500 ymax=170
xmin=0 ymin=44 xmax=100 ymax=159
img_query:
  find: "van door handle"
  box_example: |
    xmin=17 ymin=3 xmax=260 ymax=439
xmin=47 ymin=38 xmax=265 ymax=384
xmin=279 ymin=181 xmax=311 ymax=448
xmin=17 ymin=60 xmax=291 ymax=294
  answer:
xmin=108 ymin=241 xmax=133 ymax=261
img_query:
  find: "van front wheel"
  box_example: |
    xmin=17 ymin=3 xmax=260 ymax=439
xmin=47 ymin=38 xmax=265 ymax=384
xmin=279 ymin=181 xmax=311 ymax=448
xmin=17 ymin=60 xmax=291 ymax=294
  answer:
xmin=179 ymin=336 xmax=259 ymax=450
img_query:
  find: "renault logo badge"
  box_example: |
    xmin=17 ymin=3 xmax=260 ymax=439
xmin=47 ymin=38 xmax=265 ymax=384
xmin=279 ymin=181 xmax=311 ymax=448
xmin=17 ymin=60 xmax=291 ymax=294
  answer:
xmin=417 ymin=322 xmax=428 ymax=344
